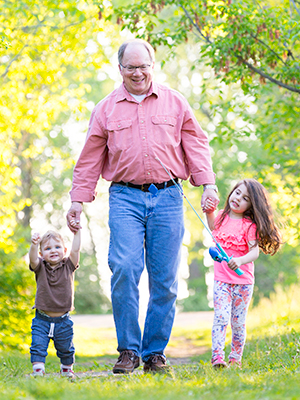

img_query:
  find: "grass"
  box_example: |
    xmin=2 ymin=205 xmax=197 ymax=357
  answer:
xmin=1 ymin=285 xmax=300 ymax=399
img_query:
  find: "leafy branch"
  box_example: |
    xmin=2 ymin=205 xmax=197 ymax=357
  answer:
xmin=97 ymin=0 xmax=300 ymax=94
xmin=1 ymin=45 xmax=28 ymax=78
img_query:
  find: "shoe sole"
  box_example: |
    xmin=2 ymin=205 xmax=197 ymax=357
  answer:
xmin=212 ymin=363 xmax=227 ymax=369
xmin=144 ymin=365 xmax=172 ymax=374
xmin=113 ymin=368 xmax=133 ymax=374
xmin=113 ymin=364 xmax=140 ymax=374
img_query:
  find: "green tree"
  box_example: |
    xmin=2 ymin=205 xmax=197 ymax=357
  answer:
xmin=0 ymin=0 xmax=120 ymax=348
xmin=95 ymin=0 xmax=300 ymax=308
xmin=98 ymin=0 xmax=300 ymax=93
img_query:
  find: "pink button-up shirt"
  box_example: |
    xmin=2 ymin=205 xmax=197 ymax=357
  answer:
xmin=70 ymin=82 xmax=215 ymax=202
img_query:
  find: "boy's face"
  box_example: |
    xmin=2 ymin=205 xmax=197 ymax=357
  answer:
xmin=40 ymin=238 xmax=66 ymax=266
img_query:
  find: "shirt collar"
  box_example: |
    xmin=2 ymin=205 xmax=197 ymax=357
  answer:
xmin=116 ymin=82 xmax=158 ymax=103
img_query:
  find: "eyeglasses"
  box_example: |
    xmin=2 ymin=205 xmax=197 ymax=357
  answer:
xmin=120 ymin=63 xmax=152 ymax=72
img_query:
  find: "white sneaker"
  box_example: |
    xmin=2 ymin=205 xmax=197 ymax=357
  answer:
xmin=60 ymin=368 xmax=75 ymax=378
xmin=31 ymin=368 xmax=45 ymax=377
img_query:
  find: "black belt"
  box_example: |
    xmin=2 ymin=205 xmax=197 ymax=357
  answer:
xmin=112 ymin=178 xmax=179 ymax=192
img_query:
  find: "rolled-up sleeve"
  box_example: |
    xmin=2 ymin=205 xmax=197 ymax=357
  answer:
xmin=181 ymin=106 xmax=215 ymax=186
xmin=70 ymin=109 xmax=108 ymax=202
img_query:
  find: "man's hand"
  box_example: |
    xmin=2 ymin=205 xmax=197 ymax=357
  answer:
xmin=201 ymin=189 xmax=219 ymax=213
xmin=66 ymin=202 xmax=83 ymax=233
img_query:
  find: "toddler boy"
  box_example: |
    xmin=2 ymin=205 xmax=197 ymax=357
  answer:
xmin=28 ymin=225 xmax=80 ymax=377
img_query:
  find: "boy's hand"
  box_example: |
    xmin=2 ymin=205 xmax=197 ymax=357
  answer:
xmin=31 ymin=233 xmax=41 ymax=245
xmin=69 ymin=219 xmax=81 ymax=230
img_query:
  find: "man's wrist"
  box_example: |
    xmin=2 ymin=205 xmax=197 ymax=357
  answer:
xmin=203 ymin=184 xmax=218 ymax=193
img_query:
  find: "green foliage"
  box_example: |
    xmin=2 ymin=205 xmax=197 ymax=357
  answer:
xmin=0 ymin=244 xmax=35 ymax=351
xmin=0 ymin=0 xmax=121 ymax=347
xmin=98 ymin=0 xmax=300 ymax=94
xmin=150 ymin=42 xmax=299 ymax=310
xmin=75 ymin=251 xmax=112 ymax=314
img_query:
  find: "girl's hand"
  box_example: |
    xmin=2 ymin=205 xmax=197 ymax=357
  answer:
xmin=31 ymin=233 xmax=41 ymax=245
xmin=202 ymin=197 xmax=216 ymax=213
xmin=227 ymin=257 xmax=242 ymax=271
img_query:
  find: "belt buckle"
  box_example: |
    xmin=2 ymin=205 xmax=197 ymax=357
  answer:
xmin=141 ymin=184 xmax=145 ymax=191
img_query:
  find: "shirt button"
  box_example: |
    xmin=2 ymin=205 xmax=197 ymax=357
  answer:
xmin=164 ymin=119 xmax=167 ymax=122
xmin=139 ymin=104 xmax=142 ymax=107
xmin=147 ymin=172 xmax=150 ymax=175
xmin=118 ymin=124 xmax=121 ymax=127
xmin=142 ymin=137 xmax=146 ymax=140
xmin=145 ymin=154 xmax=148 ymax=157
xmin=141 ymin=120 xmax=144 ymax=123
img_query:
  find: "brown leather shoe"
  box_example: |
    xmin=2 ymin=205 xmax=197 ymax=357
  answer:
xmin=143 ymin=354 xmax=171 ymax=373
xmin=112 ymin=350 xmax=140 ymax=374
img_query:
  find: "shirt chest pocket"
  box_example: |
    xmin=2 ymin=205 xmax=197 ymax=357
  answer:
xmin=107 ymin=119 xmax=133 ymax=151
xmin=151 ymin=115 xmax=178 ymax=145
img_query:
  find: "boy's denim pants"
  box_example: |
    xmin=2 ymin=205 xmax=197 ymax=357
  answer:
xmin=30 ymin=310 xmax=75 ymax=365
xmin=108 ymin=183 xmax=185 ymax=362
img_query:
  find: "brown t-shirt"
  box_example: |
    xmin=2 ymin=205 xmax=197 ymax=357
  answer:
xmin=30 ymin=257 xmax=79 ymax=313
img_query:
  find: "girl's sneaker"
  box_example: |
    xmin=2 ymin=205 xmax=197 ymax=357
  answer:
xmin=211 ymin=356 xmax=228 ymax=369
xmin=228 ymin=358 xmax=242 ymax=369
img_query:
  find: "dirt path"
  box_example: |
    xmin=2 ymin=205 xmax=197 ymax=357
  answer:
xmin=72 ymin=311 xmax=214 ymax=329
xmin=72 ymin=311 xmax=214 ymax=361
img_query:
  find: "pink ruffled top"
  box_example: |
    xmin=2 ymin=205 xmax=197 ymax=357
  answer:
xmin=212 ymin=211 xmax=257 ymax=284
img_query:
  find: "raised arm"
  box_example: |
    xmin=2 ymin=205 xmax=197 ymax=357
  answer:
xmin=69 ymin=225 xmax=81 ymax=267
xmin=202 ymin=197 xmax=217 ymax=231
xmin=29 ymin=233 xmax=41 ymax=270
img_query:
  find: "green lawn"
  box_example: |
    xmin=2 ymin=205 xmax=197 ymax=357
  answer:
xmin=1 ymin=285 xmax=300 ymax=399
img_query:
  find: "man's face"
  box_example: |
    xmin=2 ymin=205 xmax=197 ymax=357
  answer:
xmin=119 ymin=44 xmax=154 ymax=95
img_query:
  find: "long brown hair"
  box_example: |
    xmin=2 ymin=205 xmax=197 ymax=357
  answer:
xmin=216 ymin=179 xmax=282 ymax=255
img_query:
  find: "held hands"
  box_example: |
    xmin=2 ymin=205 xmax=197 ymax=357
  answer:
xmin=66 ymin=202 xmax=82 ymax=233
xmin=202 ymin=197 xmax=216 ymax=213
xmin=201 ymin=189 xmax=219 ymax=213
xmin=31 ymin=233 xmax=41 ymax=245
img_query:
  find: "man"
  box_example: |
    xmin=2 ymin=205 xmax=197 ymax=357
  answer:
xmin=67 ymin=39 xmax=219 ymax=373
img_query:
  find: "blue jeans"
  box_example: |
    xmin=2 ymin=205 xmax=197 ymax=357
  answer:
xmin=30 ymin=310 xmax=75 ymax=365
xmin=108 ymin=183 xmax=185 ymax=361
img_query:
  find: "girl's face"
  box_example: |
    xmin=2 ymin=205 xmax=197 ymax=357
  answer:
xmin=40 ymin=238 xmax=66 ymax=266
xmin=228 ymin=183 xmax=251 ymax=218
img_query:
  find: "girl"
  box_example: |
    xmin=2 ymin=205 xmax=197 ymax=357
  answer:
xmin=204 ymin=179 xmax=281 ymax=368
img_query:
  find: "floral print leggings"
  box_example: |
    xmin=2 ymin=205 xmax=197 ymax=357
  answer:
xmin=212 ymin=280 xmax=254 ymax=362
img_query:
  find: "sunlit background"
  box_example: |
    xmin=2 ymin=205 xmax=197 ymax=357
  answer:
xmin=1 ymin=0 xmax=299 ymax=352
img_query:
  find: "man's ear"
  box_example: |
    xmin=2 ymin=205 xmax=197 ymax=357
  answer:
xmin=119 ymin=64 xmax=124 ymax=76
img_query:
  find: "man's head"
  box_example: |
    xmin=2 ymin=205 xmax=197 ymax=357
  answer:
xmin=118 ymin=39 xmax=155 ymax=95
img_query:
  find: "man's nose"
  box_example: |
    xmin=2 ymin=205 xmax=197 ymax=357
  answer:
xmin=133 ymin=67 xmax=143 ymax=75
